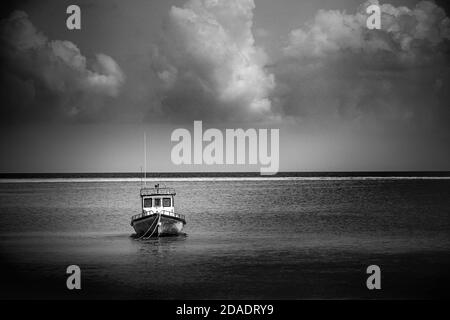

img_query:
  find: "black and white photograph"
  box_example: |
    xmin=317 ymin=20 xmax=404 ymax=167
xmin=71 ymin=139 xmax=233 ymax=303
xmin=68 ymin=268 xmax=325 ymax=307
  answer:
xmin=0 ymin=0 xmax=450 ymax=310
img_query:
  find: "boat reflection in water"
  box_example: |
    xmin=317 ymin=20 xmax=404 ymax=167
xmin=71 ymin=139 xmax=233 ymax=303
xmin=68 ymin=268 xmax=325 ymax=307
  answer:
xmin=131 ymin=184 xmax=186 ymax=239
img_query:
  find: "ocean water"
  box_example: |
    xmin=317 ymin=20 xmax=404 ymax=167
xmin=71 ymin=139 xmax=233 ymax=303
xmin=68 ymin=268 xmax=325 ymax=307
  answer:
xmin=0 ymin=176 xmax=449 ymax=299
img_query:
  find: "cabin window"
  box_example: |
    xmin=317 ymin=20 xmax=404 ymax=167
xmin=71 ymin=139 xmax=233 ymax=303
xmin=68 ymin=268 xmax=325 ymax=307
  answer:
xmin=154 ymin=198 xmax=161 ymax=207
xmin=143 ymin=198 xmax=152 ymax=208
xmin=163 ymin=197 xmax=171 ymax=207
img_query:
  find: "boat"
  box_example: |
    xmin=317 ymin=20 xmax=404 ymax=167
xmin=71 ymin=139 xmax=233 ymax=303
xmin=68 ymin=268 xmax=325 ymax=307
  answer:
xmin=131 ymin=184 xmax=186 ymax=238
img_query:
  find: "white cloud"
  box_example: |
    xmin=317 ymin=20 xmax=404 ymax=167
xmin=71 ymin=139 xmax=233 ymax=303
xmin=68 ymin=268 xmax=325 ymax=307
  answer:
xmin=274 ymin=0 xmax=450 ymax=128
xmin=86 ymin=53 xmax=125 ymax=96
xmin=154 ymin=0 xmax=275 ymax=121
xmin=284 ymin=0 xmax=450 ymax=64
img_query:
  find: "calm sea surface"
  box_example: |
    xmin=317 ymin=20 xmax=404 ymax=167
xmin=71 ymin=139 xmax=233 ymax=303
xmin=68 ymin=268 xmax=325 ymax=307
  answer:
xmin=0 ymin=177 xmax=449 ymax=299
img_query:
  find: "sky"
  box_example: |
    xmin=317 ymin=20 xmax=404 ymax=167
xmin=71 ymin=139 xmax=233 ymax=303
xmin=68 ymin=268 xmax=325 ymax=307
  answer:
xmin=0 ymin=0 xmax=449 ymax=172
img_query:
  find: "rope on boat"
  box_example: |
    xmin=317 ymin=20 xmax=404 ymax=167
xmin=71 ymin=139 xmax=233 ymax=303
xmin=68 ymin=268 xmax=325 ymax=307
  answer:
xmin=142 ymin=213 xmax=161 ymax=240
xmin=135 ymin=213 xmax=160 ymax=240
xmin=135 ymin=218 xmax=156 ymax=240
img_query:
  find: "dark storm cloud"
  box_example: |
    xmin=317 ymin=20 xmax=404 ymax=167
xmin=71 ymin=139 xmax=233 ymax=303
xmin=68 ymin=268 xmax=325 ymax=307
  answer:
xmin=272 ymin=0 xmax=450 ymax=130
xmin=0 ymin=10 xmax=124 ymax=123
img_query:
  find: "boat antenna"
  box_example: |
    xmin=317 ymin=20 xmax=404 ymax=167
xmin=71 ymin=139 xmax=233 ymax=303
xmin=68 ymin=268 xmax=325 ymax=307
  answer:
xmin=144 ymin=131 xmax=147 ymax=187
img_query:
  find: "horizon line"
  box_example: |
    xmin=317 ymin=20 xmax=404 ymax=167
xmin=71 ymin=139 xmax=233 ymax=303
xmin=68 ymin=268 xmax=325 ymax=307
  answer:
xmin=1 ymin=170 xmax=450 ymax=177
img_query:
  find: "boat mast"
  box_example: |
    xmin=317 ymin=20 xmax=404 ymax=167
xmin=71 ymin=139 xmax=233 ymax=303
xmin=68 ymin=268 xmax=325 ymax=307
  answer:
xmin=144 ymin=131 xmax=147 ymax=187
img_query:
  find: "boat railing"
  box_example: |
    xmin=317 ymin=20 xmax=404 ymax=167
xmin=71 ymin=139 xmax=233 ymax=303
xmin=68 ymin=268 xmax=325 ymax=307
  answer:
xmin=160 ymin=209 xmax=186 ymax=221
xmin=140 ymin=187 xmax=176 ymax=196
xmin=131 ymin=209 xmax=185 ymax=222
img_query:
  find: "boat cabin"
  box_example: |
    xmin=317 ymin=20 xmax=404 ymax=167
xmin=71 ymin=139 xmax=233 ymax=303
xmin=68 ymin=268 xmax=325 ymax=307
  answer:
xmin=140 ymin=186 xmax=176 ymax=215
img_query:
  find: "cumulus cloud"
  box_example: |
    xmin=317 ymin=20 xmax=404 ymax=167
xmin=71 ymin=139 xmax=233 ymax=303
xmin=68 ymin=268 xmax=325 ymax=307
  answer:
xmin=0 ymin=11 xmax=125 ymax=122
xmin=153 ymin=0 xmax=275 ymax=122
xmin=274 ymin=0 xmax=450 ymax=129
xmin=284 ymin=0 xmax=450 ymax=63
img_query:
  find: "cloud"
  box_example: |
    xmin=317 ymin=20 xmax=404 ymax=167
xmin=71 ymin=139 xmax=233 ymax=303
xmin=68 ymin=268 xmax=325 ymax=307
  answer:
xmin=274 ymin=0 xmax=450 ymax=130
xmin=0 ymin=11 xmax=125 ymax=122
xmin=284 ymin=0 xmax=450 ymax=62
xmin=153 ymin=0 xmax=275 ymax=122
xmin=2 ymin=0 xmax=448 ymax=129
